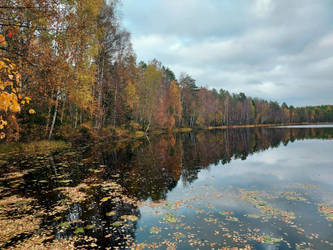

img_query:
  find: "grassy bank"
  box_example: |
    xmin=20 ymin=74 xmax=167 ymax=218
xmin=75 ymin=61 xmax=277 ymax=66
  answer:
xmin=0 ymin=140 xmax=71 ymax=158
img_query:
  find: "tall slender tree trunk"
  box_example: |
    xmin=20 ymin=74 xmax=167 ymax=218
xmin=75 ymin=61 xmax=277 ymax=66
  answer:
xmin=60 ymin=96 xmax=66 ymax=124
xmin=48 ymin=88 xmax=60 ymax=140
xmin=96 ymin=55 xmax=104 ymax=129
xmin=112 ymin=79 xmax=118 ymax=127
xmin=74 ymin=106 xmax=78 ymax=129
xmin=45 ymin=88 xmax=55 ymax=135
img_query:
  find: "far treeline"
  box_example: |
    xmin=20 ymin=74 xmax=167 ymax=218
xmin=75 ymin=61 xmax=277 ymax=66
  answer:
xmin=0 ymin=0 xmax=332 ymax=141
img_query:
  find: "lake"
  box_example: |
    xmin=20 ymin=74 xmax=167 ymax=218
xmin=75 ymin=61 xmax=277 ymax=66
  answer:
xmin=0 ymin=126 xmax=333 ymax=249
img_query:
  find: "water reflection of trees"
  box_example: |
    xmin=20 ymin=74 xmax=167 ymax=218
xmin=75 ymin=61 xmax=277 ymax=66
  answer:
xmin=99 ymin=127 xmax=333 ymax=200
xmin=0 ymin=149 xmax=141 ymax=249
xmin=1 ymin=127 xmax=332 ymax=248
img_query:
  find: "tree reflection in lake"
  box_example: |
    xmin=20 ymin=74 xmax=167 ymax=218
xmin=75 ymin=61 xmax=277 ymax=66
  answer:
xmin=96 ymin=127 xmax=333 ymax=201
xmin=0 ymin=126 xmax=332 ymax=248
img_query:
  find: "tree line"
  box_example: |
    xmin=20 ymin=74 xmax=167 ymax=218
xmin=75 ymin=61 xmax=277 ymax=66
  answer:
xmin=1 ymin=0 xmax=332 ymax=141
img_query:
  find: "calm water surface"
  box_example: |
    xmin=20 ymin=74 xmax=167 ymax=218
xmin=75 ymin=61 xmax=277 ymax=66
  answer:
xmin=0 ymin=126 xmax=333 ymax=249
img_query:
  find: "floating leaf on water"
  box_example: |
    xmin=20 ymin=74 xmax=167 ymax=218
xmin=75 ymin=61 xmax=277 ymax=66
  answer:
xmin=204 ymin=217 xmax=217 ymax=223
xmin=59 ymin=221 xmax=70 ymax=228
xmin=74 ymin=227 xmax=85 ymax=234
xmin=219 ymin=211 xmax=233 ymax=216
xmin=38 ymin=180 xmax=48 ymax=183
xmin=226 ymin=216 xmax=239 ymax=222
xmin=106 ymin=211 xmax=116 ymax=216
xmin=112 ymin=221 xmax=123 ymax=227
xmin=59 ymin=179 xmax=71 ymax=184
xmin=100 ymin=196 xmax=111 ymax=202
xmin=120 ymin=215 xmax=138 ymax=222
xmin=150 ymin=226 xmax=162 ymax=234
xmin=247 ymin=214 xmax=260 ymax=219
xmin=318 ymin=204 xmax=333 ymax=221
xmin=164 ymin=203 xmax=173 ymax=210
xmin=85 ymin=224 xmax=95 ymax=230
xmin=263 ymin=235 xmax=282 ymax=244
xmin=173 ymin=232 xmax=185 ymax=239
xmin=111 ymin=174 xmax=120 ymax=178
xmin=162 ymin=213 xmax=179 ymax=223
xmin=258 ymin=202 xmax=266 ymax=207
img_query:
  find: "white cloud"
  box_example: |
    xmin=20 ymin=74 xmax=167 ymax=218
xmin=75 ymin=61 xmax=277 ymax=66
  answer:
xmin=252 ymin=0 xmax=274 ymax=18
xmin=319 ymin=33 xmax=333 ymax=47
xmin=122 ymin=0 xmax=333 ymax=106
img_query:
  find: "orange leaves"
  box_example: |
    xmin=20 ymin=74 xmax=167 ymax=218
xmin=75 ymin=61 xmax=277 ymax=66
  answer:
xmin=0 ymin=34 xmax=6 ymax=47
xmin=0 ymin=116 xmax=6 ymax=139
xmin=0 ymin=57 xmax=33 ymax=139
xmin=28 ymin=109 xmax=36 ymax=115
xmin=0 ymin=92 xmax=20 ymax=113
xmin=0 ymin=118 xmax=7 ymax=130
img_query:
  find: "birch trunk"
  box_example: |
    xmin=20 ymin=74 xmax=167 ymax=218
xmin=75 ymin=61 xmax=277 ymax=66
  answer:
xmin=48 ymin=88 xmax=60 ymax=140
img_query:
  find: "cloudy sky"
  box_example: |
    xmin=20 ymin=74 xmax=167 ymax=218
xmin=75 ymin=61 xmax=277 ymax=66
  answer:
xmin=121 ymin=0 xmax=333 ymax=106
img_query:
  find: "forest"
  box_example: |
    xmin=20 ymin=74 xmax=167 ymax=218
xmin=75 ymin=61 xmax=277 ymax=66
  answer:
xmin=1 ymin=0 xmax=333 ymax=142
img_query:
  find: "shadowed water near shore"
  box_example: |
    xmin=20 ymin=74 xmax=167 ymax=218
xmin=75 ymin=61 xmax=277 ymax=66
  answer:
xmin=0 ymin=126 xmax=333 ymax=249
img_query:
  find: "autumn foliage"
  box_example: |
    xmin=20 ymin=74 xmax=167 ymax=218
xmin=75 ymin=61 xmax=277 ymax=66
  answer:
xmin=0 ymin=46 xmax=33 ymax=140
xmin=0 ymin=1 xmax=332 ymax=141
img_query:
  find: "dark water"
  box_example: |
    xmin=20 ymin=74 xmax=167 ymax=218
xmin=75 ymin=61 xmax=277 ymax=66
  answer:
xmin=1 ymin=126 xmax=333 ymax=249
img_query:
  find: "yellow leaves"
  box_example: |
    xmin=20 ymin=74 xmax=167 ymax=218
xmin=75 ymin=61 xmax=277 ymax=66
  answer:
xmin=0 ymin=34 xmax=6 ymax=47
xmin=0 ymin=92 xmax=21 ymax=113
xmin=0 ymin=57 xmax=32 ymax=139
xmin=29 ymin=109 xmax=36 ymax=115
xmin=10 ymin=98 xmax=21 ymax=113
xmin=0 ymin=117 xmax=7 ymax=130
xmin=0 ymin=116 xmax=7 ymax=139
xmin=0 ymin=34 xmax=5 ymax=43
xmin=25 ymin=97 xmax=31 ymax=104
xmin=0 ymin=92 xmax=10 ymax=112
xmin=0 ymin=61 xmax=5 ymax=70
